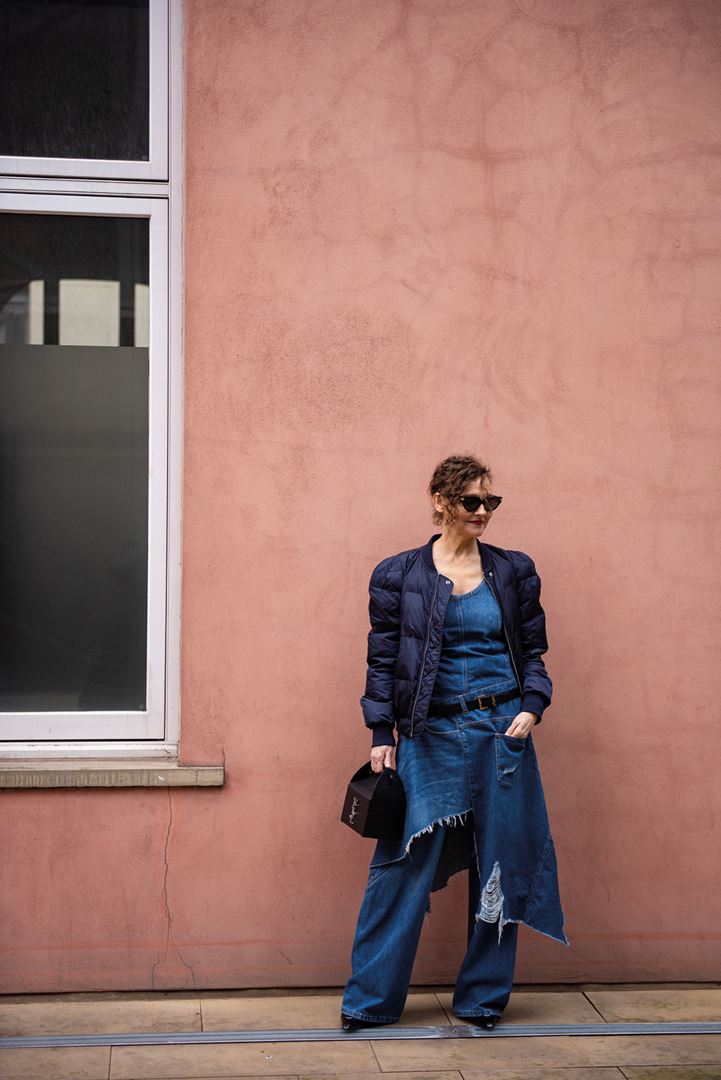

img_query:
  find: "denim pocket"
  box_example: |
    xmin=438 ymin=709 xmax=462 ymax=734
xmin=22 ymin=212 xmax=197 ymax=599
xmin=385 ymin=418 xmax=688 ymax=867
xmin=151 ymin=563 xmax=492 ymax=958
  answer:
xmin=494 ymin=731 xmax=527 ymax=787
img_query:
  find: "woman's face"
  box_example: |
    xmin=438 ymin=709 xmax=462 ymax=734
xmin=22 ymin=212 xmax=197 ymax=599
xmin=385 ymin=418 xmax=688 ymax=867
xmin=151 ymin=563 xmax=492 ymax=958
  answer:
xmin=436 ymin=477 xmax=496 ymax=538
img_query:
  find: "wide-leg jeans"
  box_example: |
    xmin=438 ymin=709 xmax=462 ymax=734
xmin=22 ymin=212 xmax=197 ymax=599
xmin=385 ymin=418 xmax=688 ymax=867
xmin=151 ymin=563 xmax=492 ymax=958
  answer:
xmin=341 ymin=817 xmax=519 ymax=1022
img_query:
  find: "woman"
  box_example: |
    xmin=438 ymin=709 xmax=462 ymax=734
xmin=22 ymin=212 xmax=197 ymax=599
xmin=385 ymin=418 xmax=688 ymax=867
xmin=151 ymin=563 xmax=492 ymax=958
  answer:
xmin=341 ymin=454 xmax=569 ymax=1032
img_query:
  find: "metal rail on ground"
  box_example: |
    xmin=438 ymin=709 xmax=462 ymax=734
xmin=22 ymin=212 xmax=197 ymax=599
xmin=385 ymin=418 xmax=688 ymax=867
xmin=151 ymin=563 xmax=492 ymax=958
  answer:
xmin=3 ymin=1021 xmax=721 ymax=1048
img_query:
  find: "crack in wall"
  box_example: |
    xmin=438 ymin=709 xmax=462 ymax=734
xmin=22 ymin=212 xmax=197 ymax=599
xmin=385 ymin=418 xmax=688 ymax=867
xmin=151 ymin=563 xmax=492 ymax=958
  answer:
xmin=151 ymin=788 xmax=197 ymax=989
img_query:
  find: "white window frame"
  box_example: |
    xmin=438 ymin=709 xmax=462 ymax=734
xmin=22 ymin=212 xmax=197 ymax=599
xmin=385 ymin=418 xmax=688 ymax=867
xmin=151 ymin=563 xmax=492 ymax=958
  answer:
xmin=0 ymin=1 xmax=183 ymax=759
xmin=0 ymin=0 xmax=169 ymax=182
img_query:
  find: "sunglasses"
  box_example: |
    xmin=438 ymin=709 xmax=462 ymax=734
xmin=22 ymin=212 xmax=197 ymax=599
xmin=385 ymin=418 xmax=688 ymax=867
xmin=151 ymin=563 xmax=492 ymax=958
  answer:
xmin=458 ymin=494 xmax=502 ymax=513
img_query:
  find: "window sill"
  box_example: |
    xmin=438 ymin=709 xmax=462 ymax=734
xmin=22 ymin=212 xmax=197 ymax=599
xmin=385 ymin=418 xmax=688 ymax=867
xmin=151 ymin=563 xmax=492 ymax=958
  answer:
xmin=0 ymin=759 xmax=225 ymax=789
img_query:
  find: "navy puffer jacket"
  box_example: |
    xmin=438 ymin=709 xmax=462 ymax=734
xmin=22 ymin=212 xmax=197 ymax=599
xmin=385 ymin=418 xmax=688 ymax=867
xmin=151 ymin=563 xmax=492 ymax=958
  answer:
xmin=360 ymin=534 xmax=553 ymax=747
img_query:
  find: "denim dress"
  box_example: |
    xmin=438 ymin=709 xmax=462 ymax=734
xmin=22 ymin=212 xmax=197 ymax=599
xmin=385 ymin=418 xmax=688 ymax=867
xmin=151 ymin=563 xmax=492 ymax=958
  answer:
xmin=369 ymin=576 xmax=569 ymax=948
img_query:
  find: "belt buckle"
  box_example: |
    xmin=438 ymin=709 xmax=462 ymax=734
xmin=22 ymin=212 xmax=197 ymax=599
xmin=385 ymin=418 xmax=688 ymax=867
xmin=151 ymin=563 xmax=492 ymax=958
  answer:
xmin=476 ymin=693 xmax=497 ymax=710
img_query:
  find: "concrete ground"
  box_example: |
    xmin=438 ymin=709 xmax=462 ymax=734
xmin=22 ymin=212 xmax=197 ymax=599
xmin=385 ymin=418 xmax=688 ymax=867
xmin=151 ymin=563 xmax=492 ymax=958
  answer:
xmin=1 ymin=983 xmax=720 ymax=1079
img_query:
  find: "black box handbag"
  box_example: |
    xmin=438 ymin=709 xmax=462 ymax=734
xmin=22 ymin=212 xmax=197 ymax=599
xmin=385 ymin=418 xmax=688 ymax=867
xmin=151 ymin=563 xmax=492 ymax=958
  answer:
xmin=340 ymin=762 xmax=406 ymax=840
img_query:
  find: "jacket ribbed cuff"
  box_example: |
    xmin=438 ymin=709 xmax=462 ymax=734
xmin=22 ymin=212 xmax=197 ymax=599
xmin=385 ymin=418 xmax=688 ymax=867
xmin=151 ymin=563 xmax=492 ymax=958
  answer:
xmin=521 ymin=691 xmax=547 ymax=724
xmin=370 ymin=724 xmax=396 ymax=748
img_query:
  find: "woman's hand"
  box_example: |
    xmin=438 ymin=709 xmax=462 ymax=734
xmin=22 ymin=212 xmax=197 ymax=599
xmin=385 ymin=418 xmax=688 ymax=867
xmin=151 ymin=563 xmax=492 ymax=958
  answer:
xmin=505 ymin=711 xmax=538 ymax=739
xmin=370 ymin=744 xmax=397 ymax=773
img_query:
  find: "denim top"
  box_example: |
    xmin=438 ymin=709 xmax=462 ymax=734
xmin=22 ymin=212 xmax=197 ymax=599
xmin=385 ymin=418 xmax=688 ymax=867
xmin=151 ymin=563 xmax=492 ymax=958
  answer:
xmin=429 ymin=577 xmax=518 ymax=706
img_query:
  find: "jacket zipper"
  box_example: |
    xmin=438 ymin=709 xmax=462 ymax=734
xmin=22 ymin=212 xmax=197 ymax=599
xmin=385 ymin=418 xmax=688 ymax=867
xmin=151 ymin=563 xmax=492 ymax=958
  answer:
xmin=486 ymin=569 xmax=524 ymax=695
xmin=409 ymin=571 xmax=440 ymax=738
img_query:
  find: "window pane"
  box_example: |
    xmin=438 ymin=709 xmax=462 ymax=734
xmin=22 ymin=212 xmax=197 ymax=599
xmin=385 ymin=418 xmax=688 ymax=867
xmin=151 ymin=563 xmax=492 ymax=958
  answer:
xmin=0 ymin=1 xmax=149 ymax=161
xmin=0 ymin=213 xmax=149 ymax=713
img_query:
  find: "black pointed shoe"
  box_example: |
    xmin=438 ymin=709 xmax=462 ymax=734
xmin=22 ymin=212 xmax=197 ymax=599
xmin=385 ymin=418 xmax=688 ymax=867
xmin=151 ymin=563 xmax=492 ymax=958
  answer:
xmin=470 ymin=1013 xmax=499 ymax=1030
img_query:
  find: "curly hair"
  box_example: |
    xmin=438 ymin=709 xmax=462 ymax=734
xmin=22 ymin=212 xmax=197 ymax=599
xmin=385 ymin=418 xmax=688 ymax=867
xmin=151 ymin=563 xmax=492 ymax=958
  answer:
xmin=428 ymin=454 xmax=493 ymax=528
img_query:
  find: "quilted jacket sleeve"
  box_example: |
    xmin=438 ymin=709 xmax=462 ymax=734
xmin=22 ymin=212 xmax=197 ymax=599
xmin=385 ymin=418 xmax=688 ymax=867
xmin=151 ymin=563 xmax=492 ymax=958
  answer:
xmin=509 ymin=550 xmax=553 ymax=724
xmin=359 ymin=557 xmax=402 ymax=747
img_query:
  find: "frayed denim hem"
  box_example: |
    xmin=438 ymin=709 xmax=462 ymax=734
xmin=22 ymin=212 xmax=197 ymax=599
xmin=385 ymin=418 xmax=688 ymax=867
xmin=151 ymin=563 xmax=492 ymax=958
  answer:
xmin=454 ymin=1008 xmax=502 ymax=1018
xmin=340 ymin=1008 xmax=399 ymax=1023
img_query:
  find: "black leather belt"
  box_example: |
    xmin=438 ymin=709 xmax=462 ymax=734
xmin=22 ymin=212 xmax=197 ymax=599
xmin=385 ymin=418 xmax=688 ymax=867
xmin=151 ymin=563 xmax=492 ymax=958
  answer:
xmin=427 ymin=685 xmax=520 ymax=718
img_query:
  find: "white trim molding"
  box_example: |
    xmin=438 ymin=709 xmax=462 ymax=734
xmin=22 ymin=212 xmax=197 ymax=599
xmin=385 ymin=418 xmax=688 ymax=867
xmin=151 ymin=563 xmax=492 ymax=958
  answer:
xmin=0 ymin=1 xmax=187 ymax=762
xmin=0 ymin=0 xmax=169 ymax=182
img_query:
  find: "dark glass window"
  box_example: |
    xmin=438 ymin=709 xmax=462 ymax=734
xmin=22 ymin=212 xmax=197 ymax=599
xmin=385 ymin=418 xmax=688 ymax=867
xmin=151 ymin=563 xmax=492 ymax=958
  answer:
xmin=0 ymin=212 xmax=149 ymax=713
xmin=0 ymin=0 xmax=150 ymax=161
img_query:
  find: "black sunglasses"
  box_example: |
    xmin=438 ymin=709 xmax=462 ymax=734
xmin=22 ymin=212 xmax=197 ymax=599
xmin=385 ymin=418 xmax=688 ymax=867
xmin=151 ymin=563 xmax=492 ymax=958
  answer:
xmin=459 ymin=494 xmax=502 ymax=513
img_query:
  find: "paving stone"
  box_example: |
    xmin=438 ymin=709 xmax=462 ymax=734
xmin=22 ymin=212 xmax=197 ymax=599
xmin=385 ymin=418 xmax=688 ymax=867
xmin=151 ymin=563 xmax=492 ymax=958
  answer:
xmin=370 ymin=1034 xmax=721 ymax=1072
xmin=201 ymin=991 xmax=448 ymax=1030
xmin=461 ymin=1070 xmax=624 ymax=1080
xmin=300 ymin=1071 xmax=459 ymax=1080
xmin=623 ymin=1070 xmax=721 ymax=1079
xmin=0 ymin=999 xmax=202 ymax=1036
xmin=110 ymin=1040 xmax=377 ymax=1078
xmin=299 ymin=1073 xmax=461 ymax=1080
xmin=159 ymin=1074 xmax=462 ymax=1080
xmin=435 ymin=990 xmax=601 ymax=1025
xmin=0 ymin=1046 xmax=110 ymax=1080
xmin=586 ymin=989 xmax=721 ymax=1022
xmin=201 ymin=994 xmax=344 ymax=1031
xmin=398 ymin=994 xmax=454 ymax=1026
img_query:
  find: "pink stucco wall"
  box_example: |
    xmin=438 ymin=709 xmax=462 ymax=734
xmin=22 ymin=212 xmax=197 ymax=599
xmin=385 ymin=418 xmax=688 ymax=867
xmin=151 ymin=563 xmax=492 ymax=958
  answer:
xmin=2 ymin=0 xmax=721 ymax=992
